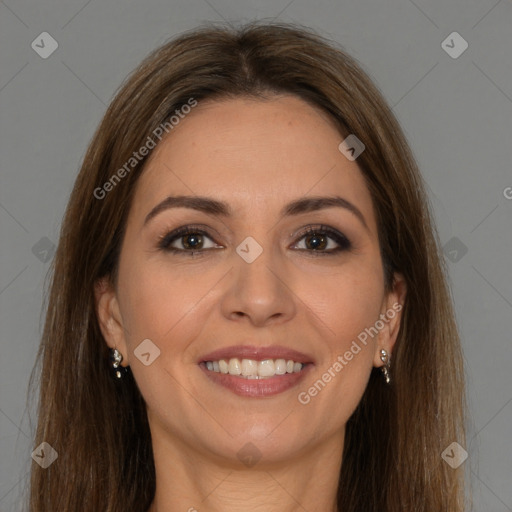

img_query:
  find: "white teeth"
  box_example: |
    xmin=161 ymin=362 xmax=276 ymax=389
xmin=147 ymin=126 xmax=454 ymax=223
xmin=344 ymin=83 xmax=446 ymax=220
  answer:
xmin=218 ymin=359 xmax=229 ymax=374
xmin=241 ymin=359 xmax=258 ymax=376
xmin=258 ymin=359 xmax=275 ymax=377
xmin=204 ymin=357 xmax=305 ymax=378
xmin=275 ymin=359 xmax=287 ymax=375
xmin=228 ymin=358 xmax=242 ymax=375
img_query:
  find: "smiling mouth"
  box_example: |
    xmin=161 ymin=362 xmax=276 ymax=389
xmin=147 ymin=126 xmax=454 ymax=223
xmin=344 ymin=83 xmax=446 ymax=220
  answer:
xmin=199 ymin=358 xmax=313 ymax=397
xmin=198 ymin=345 xmax=314 ymax=396
xmin=201 ymin=357 xmax=307 ymax=379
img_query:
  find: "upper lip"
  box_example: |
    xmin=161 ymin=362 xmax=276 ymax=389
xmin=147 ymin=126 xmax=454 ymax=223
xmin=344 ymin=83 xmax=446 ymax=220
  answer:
xmin=199 ymin=345 xmax=314 ymax=364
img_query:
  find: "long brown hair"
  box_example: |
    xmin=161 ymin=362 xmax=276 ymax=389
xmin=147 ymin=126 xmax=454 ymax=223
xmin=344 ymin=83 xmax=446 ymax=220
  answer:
xmin=27 ymin=21 xmax=468 ymax=511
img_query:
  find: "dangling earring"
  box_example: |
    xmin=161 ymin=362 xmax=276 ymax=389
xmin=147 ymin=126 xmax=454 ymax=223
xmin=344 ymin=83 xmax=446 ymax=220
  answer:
xmin=109 ymin=348 xmax=129 ymax=380
xmin=380 ymin=349 xmax=391 ymax=384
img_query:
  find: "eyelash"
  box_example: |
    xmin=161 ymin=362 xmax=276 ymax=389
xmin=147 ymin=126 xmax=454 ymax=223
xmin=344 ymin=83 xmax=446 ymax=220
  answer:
xmin=157 ymin=224 xmax=352 ymax=257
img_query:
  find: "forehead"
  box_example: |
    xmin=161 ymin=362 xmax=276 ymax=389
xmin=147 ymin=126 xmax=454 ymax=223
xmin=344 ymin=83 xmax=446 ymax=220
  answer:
xmin=130 ymin=95 xmax=376 ymax=230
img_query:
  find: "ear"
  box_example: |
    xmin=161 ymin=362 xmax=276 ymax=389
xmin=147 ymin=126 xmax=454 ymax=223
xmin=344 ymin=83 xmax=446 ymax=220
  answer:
xmin=373 ymin=272 xmax=407 ymax=368
xmin=94 ymin=276 xmax=130 ymax=366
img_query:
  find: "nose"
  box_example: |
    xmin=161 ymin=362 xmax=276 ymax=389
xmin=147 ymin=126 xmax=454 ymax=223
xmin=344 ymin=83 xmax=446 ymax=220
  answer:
xmin=219 ymin=245 xmax=297 ymax=328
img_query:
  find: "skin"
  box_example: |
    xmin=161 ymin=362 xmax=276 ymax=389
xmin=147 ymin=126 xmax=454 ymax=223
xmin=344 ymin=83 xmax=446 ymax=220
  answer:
xmin=95 ymin=95 xmax=406 ymax=512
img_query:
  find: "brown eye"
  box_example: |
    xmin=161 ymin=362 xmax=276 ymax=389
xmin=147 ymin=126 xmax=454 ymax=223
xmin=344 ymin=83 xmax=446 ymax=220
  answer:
xmin=304 ymin=233 xmax=328 ymax=251
xmin=293 ymin=225 xmax=352 ymax=254
xmin=181 ymin=233 xmax=204 ymax=250
xmin=158 ymin=225 xmax=221 ymax=254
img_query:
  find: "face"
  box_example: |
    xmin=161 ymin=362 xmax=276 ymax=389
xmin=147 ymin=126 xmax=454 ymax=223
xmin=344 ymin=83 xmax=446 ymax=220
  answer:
xmin=96 ymin=95 xmax=406 ymax=466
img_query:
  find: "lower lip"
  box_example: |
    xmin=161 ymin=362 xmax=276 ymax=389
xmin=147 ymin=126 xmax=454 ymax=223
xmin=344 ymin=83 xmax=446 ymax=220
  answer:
xmin=199 ymin=363 xmax=313 ymax=398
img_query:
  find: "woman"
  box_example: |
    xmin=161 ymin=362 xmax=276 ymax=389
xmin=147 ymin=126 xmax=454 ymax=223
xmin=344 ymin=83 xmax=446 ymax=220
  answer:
xmin=28 ymin=22 xmax=468 ymax=511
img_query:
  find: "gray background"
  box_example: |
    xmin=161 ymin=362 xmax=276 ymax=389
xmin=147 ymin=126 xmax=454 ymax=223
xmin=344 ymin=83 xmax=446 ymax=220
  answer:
xmin=1 ymin=0 xmax=511 ymax=510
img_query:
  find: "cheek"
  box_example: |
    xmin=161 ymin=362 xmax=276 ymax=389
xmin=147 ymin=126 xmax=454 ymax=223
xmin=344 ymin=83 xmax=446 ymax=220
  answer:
xmin=117 ymin=255 xmax=223 ymax=353
xmin=298 ymin=258 xmax=384 ymax=348
xmin=294 ymin=260 xmax=383 ymax=417
xmin=116 ymin=257 xmax=215 ymax=411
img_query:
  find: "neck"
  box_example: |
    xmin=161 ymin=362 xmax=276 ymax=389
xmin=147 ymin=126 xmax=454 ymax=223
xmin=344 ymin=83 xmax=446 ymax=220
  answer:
xmin=147 ymin=429 xmax=344 ymax=512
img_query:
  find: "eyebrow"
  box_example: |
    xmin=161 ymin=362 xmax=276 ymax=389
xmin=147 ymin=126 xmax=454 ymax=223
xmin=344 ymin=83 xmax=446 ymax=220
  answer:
xmin=143 ymin=194 xmax=369 ymax=231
